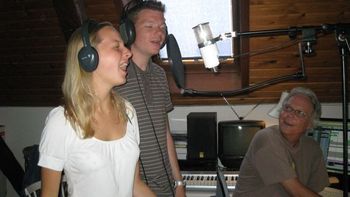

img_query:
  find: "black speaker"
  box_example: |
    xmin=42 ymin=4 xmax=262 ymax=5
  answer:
xmin=119 ymin=0 xmax=168 ymax=48
xmin=78 ymin=19 xmax=99 ymax=72
xmin=187 ymin=112 xmax=217 ymax=162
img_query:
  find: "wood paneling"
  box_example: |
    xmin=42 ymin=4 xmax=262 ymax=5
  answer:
xmin=0 ymin=0 xmax=66 ymax=106
xmin=0 ymin=0 xmax=349 ymax=106
xmin=0 ymin=0 xmax=121 ymax=106
xmin=245 ymin=0 xmax=350 ymax=106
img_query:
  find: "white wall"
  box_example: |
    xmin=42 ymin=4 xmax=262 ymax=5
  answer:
xmin=0 ymin=107 xmax=52 ymax=197
xmin=0 ymin=103 xmax=345 ymax=197
xmin=168 ymin=103 xmax=344 ymax=133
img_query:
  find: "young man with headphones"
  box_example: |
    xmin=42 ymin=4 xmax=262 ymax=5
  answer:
xmin=115 ymin=1 xmax=186 ymax=196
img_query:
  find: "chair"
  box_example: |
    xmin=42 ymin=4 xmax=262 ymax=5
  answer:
xmin=23 ymin=145 xmax=67 ymax=197
xmin=24 ymin=176 xmax=67 ymax=197
xmin=24 ymin=181 xmax=41 ymax=197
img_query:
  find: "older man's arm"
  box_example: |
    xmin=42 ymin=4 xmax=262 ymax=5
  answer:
xmin=281 ymin=177 xmax=321 ymax=197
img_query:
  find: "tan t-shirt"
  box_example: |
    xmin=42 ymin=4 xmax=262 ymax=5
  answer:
xmin=233 ymin=125 xmax=329 ymax=197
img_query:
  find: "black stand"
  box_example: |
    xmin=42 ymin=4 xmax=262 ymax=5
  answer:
xmin=215 ymin=166 xmax=229 ymax=197
xmin=336 ymin=26 xmax=349 ymax=197
xmin=181 ymin=25 xmax=326 ymax=96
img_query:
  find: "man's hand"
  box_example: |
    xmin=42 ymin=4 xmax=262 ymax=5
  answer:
xmin=175 ymin=184 xmax=186 ymax=197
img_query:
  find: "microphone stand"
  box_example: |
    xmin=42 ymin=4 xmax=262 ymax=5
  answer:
xmin=182 ymin=42 xmax=306 ymax=97
xmin=335 ymin=25 xmax=349 ymax=197
xmin=182 ymin=24 xmax=324 ymax=96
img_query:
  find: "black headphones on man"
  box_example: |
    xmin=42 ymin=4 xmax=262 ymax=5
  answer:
xmin=78 ymin=19 xmax=100 ymax=72
xmin=119 ymin=0 xmax=168 ymax=48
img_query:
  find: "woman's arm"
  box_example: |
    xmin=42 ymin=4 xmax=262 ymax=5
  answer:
xmin=133 ymin=161 xmax=156 ymax=197
xmin=41 ymin=167 xmax=62 ymax=197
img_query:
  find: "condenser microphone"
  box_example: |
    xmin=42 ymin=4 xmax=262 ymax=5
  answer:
xmin=192 ymin=22 xmax=220 ymax=72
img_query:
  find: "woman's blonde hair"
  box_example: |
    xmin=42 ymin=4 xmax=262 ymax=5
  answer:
xmin=62 ymin=20 xmax=127 ymax=138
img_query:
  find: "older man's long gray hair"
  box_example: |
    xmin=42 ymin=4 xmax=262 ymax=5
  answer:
xmin=282 ymin=87 xmax=321 ymax=128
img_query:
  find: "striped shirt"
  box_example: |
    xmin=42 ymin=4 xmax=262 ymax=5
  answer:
xmin=115 ymin=61 xmax=174 ymax=196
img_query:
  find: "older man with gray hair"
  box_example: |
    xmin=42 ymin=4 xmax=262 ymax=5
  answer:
xmin=233 ymin=87 xmax=329 ymax=197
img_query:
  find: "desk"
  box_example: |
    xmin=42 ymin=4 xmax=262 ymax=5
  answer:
xmin=319 ymin=187 xmax=349 ymax=197
xmin=184 ymin=175 xmax=342 ymax=197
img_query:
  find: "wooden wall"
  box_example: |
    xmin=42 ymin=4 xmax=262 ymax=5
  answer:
xmin=0 ymin=0 xmax=122 ymax=106
xmin=0 ymin=0 xmax=349 ymax=106
xmin=246 ymin=0 xmax=350 ymax=105
xmin=0 ymin=1 xmax=65 ymax=106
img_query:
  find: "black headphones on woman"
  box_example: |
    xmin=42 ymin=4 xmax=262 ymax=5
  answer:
xmin=119 ymin=0 xmax=168 ymax=48
xmin=78 ymin=19 xmax=100 ymax=72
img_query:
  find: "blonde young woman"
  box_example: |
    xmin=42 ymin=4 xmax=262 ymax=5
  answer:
xmin=38 ymin=19 xmax=155 ymax=197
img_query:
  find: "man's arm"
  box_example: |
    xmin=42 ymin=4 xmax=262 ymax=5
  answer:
xmin=133 ymin=161 xmax=156 ymax=197
xmin=281 ymin=177 xmax=321 ymax=197
xmin=166 ymin=118 xmax=186 ymax=197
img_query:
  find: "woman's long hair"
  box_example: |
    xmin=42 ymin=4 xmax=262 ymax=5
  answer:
xmin=62 ymin=21 xmax=127 ymax=138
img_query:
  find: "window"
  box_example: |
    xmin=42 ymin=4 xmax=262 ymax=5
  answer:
xmin=159 ymin=0 xmax=233 ymax=59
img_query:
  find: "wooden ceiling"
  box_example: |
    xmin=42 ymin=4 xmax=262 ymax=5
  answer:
xmin=0 ymin=0 xmax=349 ymax=106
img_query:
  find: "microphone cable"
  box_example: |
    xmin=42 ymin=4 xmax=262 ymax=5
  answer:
xmin=132 ymin=63 xmax=175 ymax=197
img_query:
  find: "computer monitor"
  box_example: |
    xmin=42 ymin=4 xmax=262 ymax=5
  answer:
xmin=218 ymin=120 xmax=265 ymax=170
xmin=310 ymin=118 xmax=350 ymax=175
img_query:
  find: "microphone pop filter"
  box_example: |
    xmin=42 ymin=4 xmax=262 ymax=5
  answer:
xmin=166 ymin=34 xmax=185 ymax=89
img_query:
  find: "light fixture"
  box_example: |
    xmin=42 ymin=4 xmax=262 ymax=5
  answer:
xmin=268 ymin=91 xmax=289 ymax=118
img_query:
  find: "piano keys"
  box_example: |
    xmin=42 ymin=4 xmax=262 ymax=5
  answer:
xmin=182 ymin=171 xmax=239 ymax=191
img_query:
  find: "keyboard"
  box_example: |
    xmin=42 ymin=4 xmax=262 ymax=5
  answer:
xmin=182 ymin=171 xmax=238 ymax=191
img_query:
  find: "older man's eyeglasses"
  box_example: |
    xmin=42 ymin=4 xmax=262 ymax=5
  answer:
xmin=282 ymin=104 xmax=308 ymax=119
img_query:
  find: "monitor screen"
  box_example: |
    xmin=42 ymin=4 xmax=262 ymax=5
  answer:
xmin=218 ymin=120 xmax=265 ymax=170
xmin=310 ymin=118 xmax=350 ymax=175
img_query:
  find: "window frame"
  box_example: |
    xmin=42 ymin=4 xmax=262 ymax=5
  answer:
xmin=158 ymin=0 xmax=249 ymax=105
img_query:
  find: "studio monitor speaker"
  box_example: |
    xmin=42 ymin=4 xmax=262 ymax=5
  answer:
xmin=187 ymin=112 xmax=217 ymax=161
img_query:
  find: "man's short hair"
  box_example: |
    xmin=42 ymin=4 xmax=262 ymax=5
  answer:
xmin=125 ymin=0 xmax=165 ymax=22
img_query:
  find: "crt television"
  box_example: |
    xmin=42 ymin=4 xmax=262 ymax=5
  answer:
xmin=218 ymin=120 xmax=265 ymax=170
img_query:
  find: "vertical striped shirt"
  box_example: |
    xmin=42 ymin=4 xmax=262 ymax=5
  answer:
xmin=115 ymin=61 xmax=174 ymax=196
